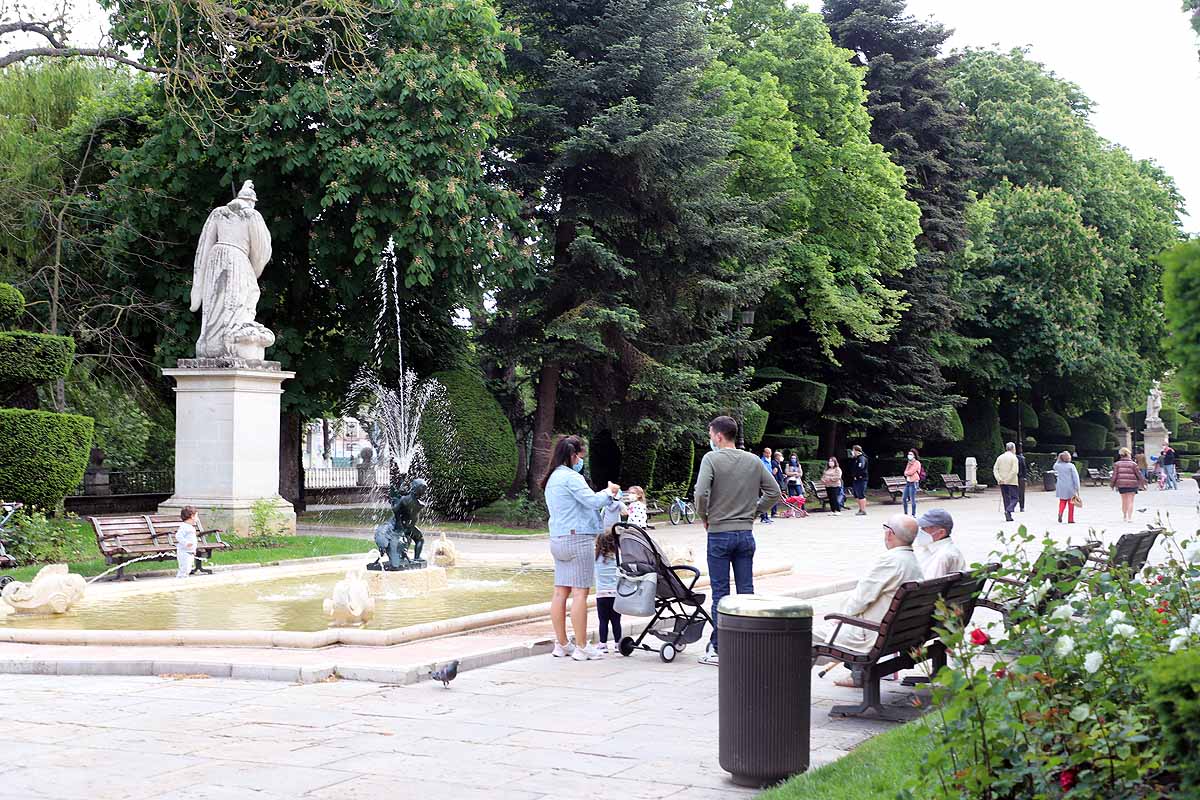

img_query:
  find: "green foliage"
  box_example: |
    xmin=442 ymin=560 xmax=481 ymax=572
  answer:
xmin=1019 ymin=401 xmax=1039 ymax=431
xmin=1069 ymin=419 xmax=1108 ymax=453
xmin=418 ymin=371 xmax=518 ymax=517
xmin=1039 ymin=407 xmax=1072 ymax=439
xmin=1148 ymin=648 xmax=1200 ymax=794
xmin=923 ymin=407 xmax=965 ymax=443
xmin=652 ymin=437 xmax=696 ymax=490
xmin=756 ymin=369 xmax=828 ymax=421
xmin=0 ymin=283 xmax=23 ymax=327
xmin=487 ymin=491 xmax=549 ymax=528
xmin=0 ymin=332 xmax=75 ymax=384
xmin=0 ymin=408 xmax=93 ymax=511
xmin=743 ymin=403 xmax=769 ymax=447
xmin=58 ymin=359 xmax=160 ymax=469
xmin=232 ymin=499 xmax=289 ymax=549
xmin=619 ymin=431 xmax=661 ymax=490
xmin=0 ymin=509 xmax=87 ymax=564
xmin=1172 ymin=441 xmax=1200 ymax=455
xmin=762 ymin=720 xmax=928 ymax=799
xmin=762 ymin=434 xmax=819 ymax=459
xmin=1162 ymin=408 xmax=1182 ymax=435
xmin=952 ymin=396 xmax=1002 ymax=485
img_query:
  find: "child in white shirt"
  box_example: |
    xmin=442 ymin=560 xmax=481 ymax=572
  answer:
xmin=176 ymin=506 xmax=199 ymax=578
xmin=626 ymin=486 xmax=648 ymax=527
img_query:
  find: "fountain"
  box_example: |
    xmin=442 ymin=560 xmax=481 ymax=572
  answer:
xmin=323 ymin=570 xmax=375 ymax=626
xmin=1 ymin=565 xmax=86 ymax=616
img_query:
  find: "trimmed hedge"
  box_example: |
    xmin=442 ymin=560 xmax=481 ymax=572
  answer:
xmin=619 ymin=430 xmax=661 ymax=488
xmin=1162 ymin=408 xmax=1182 ymax=434
xmin=0 ymin=331 xmax=75 ymax=383
xmin=1019 ymin=402 xmax=1039 ymax=431
xmin=1069 ymin=419 xmax=1109 ymax=453
xmin=1177 ymin=421 xmax=1199 ymax=440
xmin=875 ymin=456 xmax=953 ymax=484
xmin=1039 ymin=408 xmax=1071 ymax=439
xmin=418 ymin=370 xmax=518 ymax=516
xmin=927 ymin=407 xmax=964 ymax=442
xmin=0 ymin=408 xmax=92 ymax=510
xmin=1172 ymin=441 xmax=1200 ymax=455
xmin=743 ymin=403 xmax=769 ymax=447
xmin=761 ymin=434 xmax=819 ymax=459
xmin=1078 ymin=410 xmax=1113 ymax=430
xmin=651 ymin=436 xmax=695 ymax=489
xmin=0 ymin=282 xmax=23 ymax=327
xmin=953 ymin=396 xmax=1003 ymax=486
xmin=1147 ymin=648 xmax=1200 ymax=793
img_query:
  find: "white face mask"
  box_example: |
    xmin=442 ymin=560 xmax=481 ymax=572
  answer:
xmin=916 ymin=530 xmax=933 ymax=546
xmin=907 ymin=454 xmax=915 ymax=461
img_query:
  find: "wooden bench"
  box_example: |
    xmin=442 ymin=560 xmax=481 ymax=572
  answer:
xmin=1087 ymin=528 xmax=1161 ymax=576
xmin=1086 ymin=467 xmax=1110 ymax=487
xmin=813 ymin=572 xmax=964 ymax=719
xmin=803 ymin=479 xmax=833 ymax=512
xmin=979 ymin=543 xmax=1098 ymax=621
xmin=940 ymin=473 xmax=967 ymax=499
xmin=901 ymin=564 xmax=998 ymax=687
xmin=89 ymin=514 xmax=229 ymax=579
xmin=881 ymin=476 xmax=906 ymax=503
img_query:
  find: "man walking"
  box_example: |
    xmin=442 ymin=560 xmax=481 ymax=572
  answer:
xmin=695 ymin=416 xmax=781 ymax=666
xmin=849 ymin=445 xmax=869 ymax=516
xmin=1162 ymin=444 xmax=1179 ymax=490
xmin=994 ymin=442 xmax=1020 ymax=522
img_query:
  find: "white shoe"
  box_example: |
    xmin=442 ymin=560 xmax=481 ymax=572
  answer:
xmin=699 ymin=644 xmax=719 ymax=666
xmin=572 ymin=644 xmax=604 ymax=661
xmin=552 ymin=642 xmax=576 ymax=658
xmin=595 ymin=642 xmax=609 ymax=654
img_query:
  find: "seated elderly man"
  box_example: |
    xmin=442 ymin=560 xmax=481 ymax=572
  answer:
xmin=915 ymin=508 xmax=967 ymax=578
xmin=816 ymin=513 xmax=924 ymax=687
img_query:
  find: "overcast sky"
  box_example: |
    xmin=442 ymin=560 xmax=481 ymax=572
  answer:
xmin=904 ymin=0 xmax=1200 ymax=232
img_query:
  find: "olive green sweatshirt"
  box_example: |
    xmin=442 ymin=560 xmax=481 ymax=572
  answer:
xmin=694 ymin=447 xmax=782 ymax=532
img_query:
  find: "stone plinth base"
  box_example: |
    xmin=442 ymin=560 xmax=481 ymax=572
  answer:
xmin=363 ymin=564 xmax=448 ymax=596
xmin=1143 ymin=427 xmax=1169 ymax=462
xmin=159 ymin=364 xmax=296 ymax=537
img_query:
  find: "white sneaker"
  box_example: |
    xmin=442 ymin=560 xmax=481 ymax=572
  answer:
xmin=552 ymin=642 xmax=576 ymax=658
xmin=595 ymin=642 xmax=609 ymax=654
xmin=699 ymin=644 xmax=719 ymax=666
xmin=572 ymin=644 xmax=604 ymax=661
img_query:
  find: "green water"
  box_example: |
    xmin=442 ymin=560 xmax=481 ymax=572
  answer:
xmin=0 ymin=566 xmax=554 ymax=632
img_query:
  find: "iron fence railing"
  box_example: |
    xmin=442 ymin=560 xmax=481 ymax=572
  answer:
xmin=305 ymin=466 xmax=390 ymax=488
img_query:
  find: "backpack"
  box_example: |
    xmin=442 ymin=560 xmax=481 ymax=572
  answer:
xmin=919 ymin=465 xmax=927 ymax=481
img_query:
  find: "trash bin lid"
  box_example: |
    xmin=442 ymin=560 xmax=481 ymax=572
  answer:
xmin=718 ymin=594 xmax=813 ymax=618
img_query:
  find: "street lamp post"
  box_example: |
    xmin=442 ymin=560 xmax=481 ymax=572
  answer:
xmin=734 ymin=307 xmax=756 ymax=450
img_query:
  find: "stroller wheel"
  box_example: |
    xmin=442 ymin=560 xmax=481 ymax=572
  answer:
xmin=675 ymin=642 xmax=687 ymax=653
xmin=660 ymin=643 xmax=677 ymax=663
xmin=618 ymin=636 xmax=636 ymax=657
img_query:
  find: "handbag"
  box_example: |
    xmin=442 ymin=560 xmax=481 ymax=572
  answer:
xmin=1071 ymin=494 xmax=1083 ymax=508
xmin=613 ymin=571 xmax=658 ymax=617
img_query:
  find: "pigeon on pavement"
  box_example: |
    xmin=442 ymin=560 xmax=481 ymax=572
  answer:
xmin=430 ymin=660 xmax=459 ymax=688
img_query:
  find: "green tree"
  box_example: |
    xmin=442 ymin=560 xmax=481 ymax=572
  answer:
xmin=93 ymin=0 xmax=528 ymax=502
xmin=1163 ymin=240 xmax=1200 ymax=408
xmin=488 ymin=0 xmax=776 ymax=495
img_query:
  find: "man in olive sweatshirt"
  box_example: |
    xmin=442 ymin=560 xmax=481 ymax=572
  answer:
xmin=694 ymin=415 xmax=782 ymax=666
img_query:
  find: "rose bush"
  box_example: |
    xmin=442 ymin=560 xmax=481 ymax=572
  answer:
xmin=900 ymin=525 xmax=1198 ymax=799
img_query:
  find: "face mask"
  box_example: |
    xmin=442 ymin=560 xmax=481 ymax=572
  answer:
xmin=572 ymin=460 xmax=584 ymax=473
xmin=907 ymin=454 xmax=915 ymax=461
xmin=710 ymin=439 xmax=719 ymax=452
xmin=916 ymin=530 xmax=932 ymax=547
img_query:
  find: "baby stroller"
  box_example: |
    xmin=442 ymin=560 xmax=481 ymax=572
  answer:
xmin=612 ymin=522 xmax=714 ymax=663
xmin=778 ymin=494 xmax=807 ymax=518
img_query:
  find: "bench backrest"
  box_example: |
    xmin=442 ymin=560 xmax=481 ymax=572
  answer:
xmin=91 ymin=514 xmax=190 ymax=553
xmin=939 ymin=565 xmax=997 ymax=628
xmin=869 ymin=574 xmax=959 ymax=659
xmin=1109 ymin=528 xmax=1161 ymax=574
xmin=941 ymin=474 xmax=964 ymax=485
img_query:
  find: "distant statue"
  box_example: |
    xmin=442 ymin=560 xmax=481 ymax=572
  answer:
xmin=1146 ymin=380 xmax=1165 ymax=430
xmin=191 ymin=180 xmax=276 ymax=360
xmin=369 ymin=478 xmax=428 ymax=570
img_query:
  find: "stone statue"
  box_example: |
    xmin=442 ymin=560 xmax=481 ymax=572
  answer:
xmin=1146 ymin=380 xmax=1165 ymax=431
xmin=323 ymin=570 xmax=375 ymax=626
xmin=191 ymin=180 xmax=276 ymax=360
xmin=368 ymin=478 xmax=428 ymax=571
xmin=1 ymin=564 xmax=86 ymax=615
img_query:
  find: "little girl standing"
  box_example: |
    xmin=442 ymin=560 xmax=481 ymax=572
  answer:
xmin=594 ymin=528 xmax=623 ymax=653
xmin=626 ymin=485 xmax=648 ymax=527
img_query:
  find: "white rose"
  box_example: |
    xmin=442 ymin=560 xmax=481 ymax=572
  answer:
xmin=1185 ymin=542 xmax=1200 ymax=564
xmin=1190 ymin=615 xmax=1200 ymax=635
xmin=1170 ymin=635 xmax=1190 ymax=653
xmin=1107 ymin=610 xmax=1127 ymax=625
xmin=1055 ymin=635 xmax=1076 ymax=657
xmin=1112 ymin=623 xmax=1137 ymax=638
xmin=1083 ymin=651 xmax=1102 ymax=674
xmin=1051 ymin=605 xmax=1074 ymax=622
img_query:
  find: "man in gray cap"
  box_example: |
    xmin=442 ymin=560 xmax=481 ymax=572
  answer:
xmin=915 ymin=508 xmax=966 ymax=578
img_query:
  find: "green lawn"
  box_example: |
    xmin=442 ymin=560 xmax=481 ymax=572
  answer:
xmin=299 ymin=508 xmax=546 ymax=536
xmin=2 ymin=519 xmax=371 ymax=582
xmin=760 ymin=721 xmax=926 ymax=800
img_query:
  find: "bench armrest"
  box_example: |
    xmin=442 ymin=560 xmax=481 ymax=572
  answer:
xmin=990 ymin=576 xmax=1023 ymax=587
xmin=822 ymin=613 xmax=881 ymax=632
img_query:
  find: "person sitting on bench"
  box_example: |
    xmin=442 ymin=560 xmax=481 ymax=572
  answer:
xmin=815 ymin=514 xmax=923 ymax=687
xmin=915 ymin=508 xmax=966 ymax=578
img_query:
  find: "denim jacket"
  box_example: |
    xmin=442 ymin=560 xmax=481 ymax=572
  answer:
xmin=545 ymin=465 xmax=617 ymax=538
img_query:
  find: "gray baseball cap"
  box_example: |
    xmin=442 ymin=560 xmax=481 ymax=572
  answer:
xmin=917 ymin=508 xmax=954 ymax=532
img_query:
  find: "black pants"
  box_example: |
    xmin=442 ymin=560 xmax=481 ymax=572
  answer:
xmin=597 ymin=596 xmax=622 ymax=643
xmin=826 ymin=486 xmax=841 ymax=511
xmin=1018 ymin=481 xmax=1026 ymax=512
xmin=1000 ymin=484 xmax=1019 ymax=518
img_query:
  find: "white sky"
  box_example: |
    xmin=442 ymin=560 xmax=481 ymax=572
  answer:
xmin=905 ymin=0 xmax=1200 ymax=232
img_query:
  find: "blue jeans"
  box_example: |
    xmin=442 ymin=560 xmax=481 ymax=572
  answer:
xmin=902 ymin=482 xmax=918 ymax=516
xmin=1165 ymin=464 xmax=1179 ymax=490
xmin=707 ymin=530 xmax=756 ymax=652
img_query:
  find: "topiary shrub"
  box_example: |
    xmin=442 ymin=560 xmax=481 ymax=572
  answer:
xmin=0 ymin=408 xmax=92 ymax=511
xmin=926 ymin=407 xmax=964 ymax=442
xmin=762 ymin=434 xmax=819 ymax=459
xmin=619 ymin=429 xmax=660 ymax=488
xmin=1019 ymin=402 xmax=1039 ymax=432
xmin=0 ymin=282 xmax=23 ymax=328
xmin=1162 ymin=408 xmax=1182 ymax=435
xmin=1172 ymin=441 xmax=1200 ymax=455
xmin=1039 ymin=407 xmax=1071 ymax=440
xmin=742 ymin=403 xmax=769 ymax=447
xmin=417 ymin=370 xmax=517 ymax=517
xmin=1069 ymin=419 xmax=1108 ymax=453
xmin=651 ymin=435 xmax=694 ymax=489
xmin=1148 ymin=648 xmax=1200 ymax=793
xmin=952 ymin=396 xmax=1003 ymax=485
xmin=0 ymin=332 xmax=75 ymax=384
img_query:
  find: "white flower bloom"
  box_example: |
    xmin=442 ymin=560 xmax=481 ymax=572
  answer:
xmin=1170 ymin=635 xmax=1190 ymax=653
xmin=1190 ymin=615 xmax=1200 ymax=635
xmin=1051 ymin=605 xmax=1074 ymax=622
xmin=1055 ymin=635 xmax=1076 ymax=657
xmin=1112 ymin=623 xmax=1137 ymax=638
xmin=1107 ymin=610 xmax=1127 ymax=625
xmin=1083 ymin=651 xmax=1103 ymax=674
xmin=1185 ymin=542 xmax=1200 ymax=564
xmin=1033 ymin=580 xmax=1052 ymax=604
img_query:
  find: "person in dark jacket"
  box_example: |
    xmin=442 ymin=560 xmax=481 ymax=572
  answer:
xmin=849 ymin=445 xmax=870 ymax=516
xmin=1017 ymin=447 xmax=1028 ymax=512
xmin=1161 ymin=445 xmax=1179 ymax=490
xmin=1110 ymin=447 xmax=1147 ymax=523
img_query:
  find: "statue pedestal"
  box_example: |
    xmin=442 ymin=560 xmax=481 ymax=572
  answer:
xmin=159 ymin=364 xmax=296 ymax=536
xmin=1142 ymin=427 xmax=1169 ymax=463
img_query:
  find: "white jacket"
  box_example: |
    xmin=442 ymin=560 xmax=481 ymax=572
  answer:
xmin=993 ymin=451 xmax=1019 ymax=486
xmin=822 ymin=546 xmax=924 ymax=652
xmin=916 ymin=535 xmax=967 ymax=579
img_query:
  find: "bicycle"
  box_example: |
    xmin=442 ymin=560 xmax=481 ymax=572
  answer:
xmin=668 ymin=496 xmax=695 ymax=525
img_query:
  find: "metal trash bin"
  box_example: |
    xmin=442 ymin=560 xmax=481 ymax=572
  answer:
xmin=717 ymin=594 xmax=812 ymax=788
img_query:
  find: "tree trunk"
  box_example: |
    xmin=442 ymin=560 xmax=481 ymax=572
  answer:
xmin=511 ymin=426 xmax=530 ymax=496
xmin=528 ymin=360 xmax=561 ymax=500
xmin=819 ymin=419 xmax=842 ymax=458
xmin=280 ymin=412 xmax=305 ymax=512
xmin=321 ymin=418 xmax=332 ymax=466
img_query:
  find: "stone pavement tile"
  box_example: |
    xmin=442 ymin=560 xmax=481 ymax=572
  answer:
xmin=187 ymin=740 xmax=363 ymax=768
xmin=659 ymin=786 xmax=759 ymax=799
xmin=143 ymin=786 xmax=293 ymax=800
xmin=0 ymin=741 xmax=63 ymax=773
xmin=492 ymin=745 xmax=640 ymax=777
xmin=200 ymin=722 xmax=331 ymax=744
xmin=202 ymin=704 xmax=362 ymax=729
xmin=105 ymin=712 xmax=251 ymax=736
xmin=506 ymin=767 xmax=686 ymax=799
xmin=149 ymin=760 xmax=357 ymax=796
xmin=614 ymin=757 xmax=744 ymax=792
xmin=497 ymin=728 xmax=612 ymax=752
xmin=2 ymin=720 xmax=111 ymax=744
xmin=305 ymin=774 xmax=545 ymax=800
xmin=591 ymin=725 xmax=719 ymax=761
xmin=68 ymin=727 xmax=214 ymax=757
xmin=336 ymin=714 xmax=520 ymax=744
xmin=321 ymin=750 xmax=539 ymax=788
xmin=0 ymin=756 xmax=206 ymax=800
